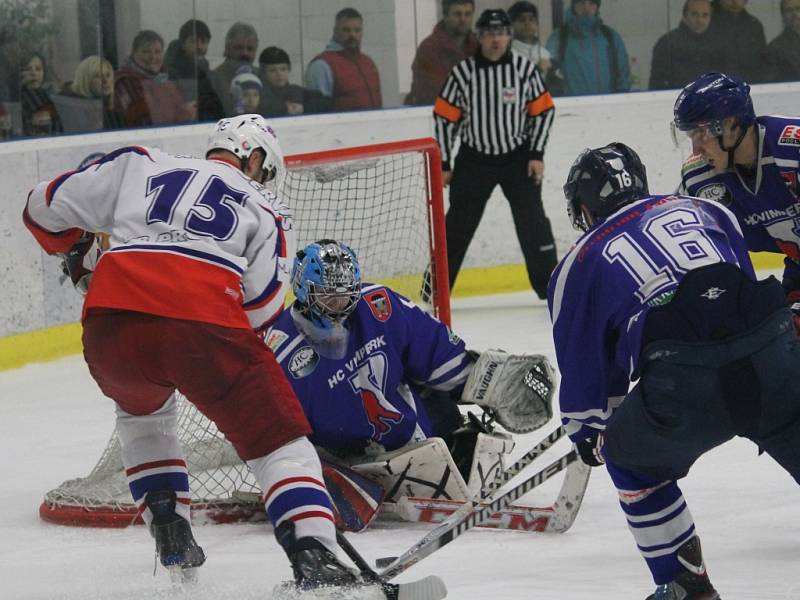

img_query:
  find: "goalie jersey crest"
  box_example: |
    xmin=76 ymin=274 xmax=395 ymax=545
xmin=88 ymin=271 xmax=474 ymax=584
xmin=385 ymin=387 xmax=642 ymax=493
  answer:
xmin=268 ymin=283 xmax=472 ymax=452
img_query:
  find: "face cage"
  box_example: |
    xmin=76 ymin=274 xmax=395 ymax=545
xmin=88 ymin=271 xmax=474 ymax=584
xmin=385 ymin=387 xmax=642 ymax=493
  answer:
xmin=566 ymin=197 xmax=590 ymax=232
xmin=306 ymin=283 xmax=361 ymax=325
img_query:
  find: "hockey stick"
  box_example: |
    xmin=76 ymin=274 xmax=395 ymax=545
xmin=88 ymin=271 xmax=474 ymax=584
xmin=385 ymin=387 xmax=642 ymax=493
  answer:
xmin=394 ymin=455 xmax=590 ymax=534
xmin=336 ymin=531 xmax=447 ymax=600
xmin=378 ymin=449 xmax=579 ymax=582
xmin=388 ymin=424 xmax=587 ymax=533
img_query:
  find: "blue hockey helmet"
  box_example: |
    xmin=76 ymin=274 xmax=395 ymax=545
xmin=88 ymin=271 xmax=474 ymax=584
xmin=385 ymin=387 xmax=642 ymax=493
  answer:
xmin=292 ymin=239 xmax=362 ymax=329
xmin=564 ymin=142 xmax=649 ymax=232
xmin=672 ymin=72 xmax=755 ymax=139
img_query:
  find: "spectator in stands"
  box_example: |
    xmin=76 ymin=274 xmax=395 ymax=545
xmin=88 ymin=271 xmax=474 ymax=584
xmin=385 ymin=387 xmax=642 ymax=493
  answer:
xmin=258 ymin=46 xmax=332 ymax=116
xmin=765 ymin=0 xmax=800 ymax=82
xmin=305 ymin=8 xmax=382 ymax=111
xmin=115 ymin=30 xmax=196 ymax=127
xmin=709 ymin=0 xmax=766 ymax=83
xmin=405 ymin=0 xmax=477 ymax=106
xmin=230 ymin=71 xmax=262 ymax=115
xmin=545 ymin=0 xmax=630 ymax=96
xmin=58 ymin=56 xmax=125 ymax=130
xmin=19 ymin=49 xmax=62 ymax=136
xmin=211 ymin=22 xmax=259 ymax=116
xmin=509 ymin=1 xmax=551 ymax=74
xmin=0 ymin=28 xmax=20 ymax=102
xmin=649 ymin=0 xmax=726 ymax=90
xmin=165 ymin=19 xmax=223 ymax=122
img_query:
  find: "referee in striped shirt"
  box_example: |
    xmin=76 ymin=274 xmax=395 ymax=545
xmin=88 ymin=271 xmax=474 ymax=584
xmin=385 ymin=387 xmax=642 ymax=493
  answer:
xmin=434 ymin=8 xmax=556 ymax=299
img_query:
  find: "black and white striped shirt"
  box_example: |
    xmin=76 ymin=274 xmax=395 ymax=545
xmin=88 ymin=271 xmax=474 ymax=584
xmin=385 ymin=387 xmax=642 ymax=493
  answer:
xmin=433 ymin=50 xmax=555 ymax=169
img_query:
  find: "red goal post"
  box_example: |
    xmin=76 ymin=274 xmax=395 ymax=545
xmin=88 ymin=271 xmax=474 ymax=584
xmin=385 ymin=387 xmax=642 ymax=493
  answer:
xmin=39 ymin=137 xmax=450 ymax=527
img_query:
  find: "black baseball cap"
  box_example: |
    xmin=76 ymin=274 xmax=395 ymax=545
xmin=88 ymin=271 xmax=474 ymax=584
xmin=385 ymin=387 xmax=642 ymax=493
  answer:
xmin=475 ymin=9 xmax=512 ymax=31
xmin=508 ymin=1 xmax=539 ymax=21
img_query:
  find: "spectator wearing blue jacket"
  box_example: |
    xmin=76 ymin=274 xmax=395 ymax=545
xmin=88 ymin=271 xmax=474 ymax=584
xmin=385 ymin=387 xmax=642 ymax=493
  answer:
xmin=545 ymin=0 xmax=630 ymax=96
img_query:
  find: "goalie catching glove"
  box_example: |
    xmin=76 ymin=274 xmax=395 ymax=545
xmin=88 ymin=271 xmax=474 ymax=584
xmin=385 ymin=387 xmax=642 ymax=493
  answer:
xmin=461 ymin=349 xmax=555 ymax=434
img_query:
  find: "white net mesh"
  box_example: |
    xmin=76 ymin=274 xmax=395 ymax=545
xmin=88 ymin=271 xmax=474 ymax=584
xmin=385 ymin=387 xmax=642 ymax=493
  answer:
xmin=40 ymin=141 xmax=445 ymax=526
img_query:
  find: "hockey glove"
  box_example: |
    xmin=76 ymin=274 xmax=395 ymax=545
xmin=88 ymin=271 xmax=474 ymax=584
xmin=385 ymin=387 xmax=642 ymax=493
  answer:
xmin=576 ymin=431 xmax=605 ymax=467
xmin=461 ymin=349 xmax=555 ymax=434
xmin=59 ymin=231 xmax=95 ymax=295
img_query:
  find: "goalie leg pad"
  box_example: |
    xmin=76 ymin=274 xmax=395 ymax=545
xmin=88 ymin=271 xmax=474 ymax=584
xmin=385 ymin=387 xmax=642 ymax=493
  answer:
xmin=465 ymin=432 xmax=515 ymax=499
xmin=350 ymin=438 xmax=471 ymax=502
xmin=320 ymin=459 xmax=385 ymax=532
xmin=461 ymin=350 xmax=555 ymax=434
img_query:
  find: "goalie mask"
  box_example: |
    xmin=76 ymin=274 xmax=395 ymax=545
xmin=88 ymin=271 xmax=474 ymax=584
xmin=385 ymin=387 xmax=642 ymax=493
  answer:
xmin=206 ymin=114 xmax=285 ymax=188
xmin=564 ymin=142 xmax=648 ymax=232
xmin=292 ymin=239 xmax=362 ymax=333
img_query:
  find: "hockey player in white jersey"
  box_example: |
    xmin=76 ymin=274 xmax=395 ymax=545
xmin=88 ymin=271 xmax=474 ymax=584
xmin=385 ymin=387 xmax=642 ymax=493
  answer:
xmin=23 ymin=115 xmax=406 ymax=595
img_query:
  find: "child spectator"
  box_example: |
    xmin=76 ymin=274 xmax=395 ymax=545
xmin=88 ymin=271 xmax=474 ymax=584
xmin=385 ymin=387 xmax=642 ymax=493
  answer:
xmin=229 ymin=70 xmax=262 ymax=115
xmin=509 ymin=1 xmax=551 ymax=74
xmin=114 ymin=30 xmax=196 ymax=127
xmin=258 ymin=46 xmax=332 ymax=116
xmin=19 ymin=49 xmax=62 ymax=136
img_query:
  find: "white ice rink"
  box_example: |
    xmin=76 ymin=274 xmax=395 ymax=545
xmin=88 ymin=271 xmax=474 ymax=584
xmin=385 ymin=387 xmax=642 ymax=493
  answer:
xmin=1 ymin=291 xmax=798 ymax=599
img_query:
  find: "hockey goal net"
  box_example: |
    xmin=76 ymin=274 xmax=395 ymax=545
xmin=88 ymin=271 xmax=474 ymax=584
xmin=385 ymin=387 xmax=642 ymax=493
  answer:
xmin=39 ymin=138 xmax=449 ymax=527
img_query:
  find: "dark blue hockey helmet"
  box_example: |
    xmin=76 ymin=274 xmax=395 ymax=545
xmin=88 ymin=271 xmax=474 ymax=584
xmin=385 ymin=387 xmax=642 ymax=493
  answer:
xmin=672 ymin=72 xmax=755 ymax=140
xmin=292 ymin=239 xmax=362 ymax=329
xmin=564 ymin=142 xmax=649 ymax=232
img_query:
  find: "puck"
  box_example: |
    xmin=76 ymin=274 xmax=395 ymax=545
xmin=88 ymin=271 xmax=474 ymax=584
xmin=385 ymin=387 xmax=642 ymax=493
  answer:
xmin=375 ymin=556 xmax=397 ymax=568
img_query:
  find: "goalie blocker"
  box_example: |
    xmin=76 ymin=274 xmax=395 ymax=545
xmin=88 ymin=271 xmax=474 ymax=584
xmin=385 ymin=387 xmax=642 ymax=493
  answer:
xmin=461 ymin=350 xmax=555 ymax=434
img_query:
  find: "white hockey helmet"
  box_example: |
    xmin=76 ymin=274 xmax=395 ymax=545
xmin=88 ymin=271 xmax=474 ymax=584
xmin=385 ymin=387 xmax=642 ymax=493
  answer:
xmin=206 ymin=114 xmax=285 ymax=186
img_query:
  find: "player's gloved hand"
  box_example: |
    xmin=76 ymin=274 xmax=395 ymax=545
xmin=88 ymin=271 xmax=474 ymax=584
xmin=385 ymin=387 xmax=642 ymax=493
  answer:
xmin=59 ymin=231 xmax=95 ymax=295
xmin=576 ymin=431 xmax=605 ymax=467
xmin=787 ymin=290 xmax=800 ymax=336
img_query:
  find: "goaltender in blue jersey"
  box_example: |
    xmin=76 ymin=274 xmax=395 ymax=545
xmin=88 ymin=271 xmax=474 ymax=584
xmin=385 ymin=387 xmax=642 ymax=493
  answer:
xmin=548 ymin=142 xmax=800 ymax=599
xmin=266 ymin=239 xmax=555 ymax=518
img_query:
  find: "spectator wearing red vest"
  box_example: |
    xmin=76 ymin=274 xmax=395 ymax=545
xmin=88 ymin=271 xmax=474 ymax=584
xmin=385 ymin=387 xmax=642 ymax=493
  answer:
xmin=305 ymin=8 xmax=382 ymax=111
xmin=405 ymin=0 xmax=477 ymax=106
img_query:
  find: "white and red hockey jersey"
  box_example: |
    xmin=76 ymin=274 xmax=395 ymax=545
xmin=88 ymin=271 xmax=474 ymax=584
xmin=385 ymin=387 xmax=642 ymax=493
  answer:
xmin=24 ymin=145 xmax=295 ymax=331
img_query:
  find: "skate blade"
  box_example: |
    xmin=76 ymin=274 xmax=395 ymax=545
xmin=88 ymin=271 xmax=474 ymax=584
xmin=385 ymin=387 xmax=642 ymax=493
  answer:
xmin=167 ymin=565 xmax=199 ymax=589
xmin=270 ymin=581 xmax=386 ymax=600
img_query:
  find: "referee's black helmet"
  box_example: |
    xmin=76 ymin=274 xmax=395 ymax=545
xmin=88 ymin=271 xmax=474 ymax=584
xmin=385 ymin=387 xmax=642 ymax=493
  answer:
xmin=475 ymin=9 xmax=512 ymax=32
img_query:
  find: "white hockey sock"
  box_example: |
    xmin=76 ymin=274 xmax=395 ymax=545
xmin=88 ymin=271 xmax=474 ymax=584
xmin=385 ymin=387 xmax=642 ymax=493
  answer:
xmin=248 ymin=437 xmax=337 ymax=553
xmin=115 ymin=393 xmax=190 ymax=526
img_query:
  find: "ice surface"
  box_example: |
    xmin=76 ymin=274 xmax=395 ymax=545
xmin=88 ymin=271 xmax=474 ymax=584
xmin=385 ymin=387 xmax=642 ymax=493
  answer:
xmin=1 ymin=291 xmax=798 ymax=599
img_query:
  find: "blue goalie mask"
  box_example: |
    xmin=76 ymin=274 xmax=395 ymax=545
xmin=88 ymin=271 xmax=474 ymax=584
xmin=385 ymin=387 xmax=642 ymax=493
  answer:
xmin=292 ymin=239 xmax=362 ymax=330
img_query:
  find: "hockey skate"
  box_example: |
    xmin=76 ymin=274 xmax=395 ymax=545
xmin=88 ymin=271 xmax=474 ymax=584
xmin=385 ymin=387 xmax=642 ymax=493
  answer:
xmin=275 ymin=521 xmax=361 ymax=592
xmin=145 ymin=489 xmax=206 ymax=585
xmin=646 ymin=537 xmax=720 ymax=600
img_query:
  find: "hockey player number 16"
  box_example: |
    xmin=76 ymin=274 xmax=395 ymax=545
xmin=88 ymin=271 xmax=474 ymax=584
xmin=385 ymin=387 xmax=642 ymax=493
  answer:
xmin=602 ymin=207 xmax=724 ymax=303
xmin=145 ymin=168 xmax=249 ymax=241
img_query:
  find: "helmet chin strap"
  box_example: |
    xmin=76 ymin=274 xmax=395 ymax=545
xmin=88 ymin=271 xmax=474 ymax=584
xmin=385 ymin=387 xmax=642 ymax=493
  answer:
xmin=716 ymin=123 xmax=748 ymax=170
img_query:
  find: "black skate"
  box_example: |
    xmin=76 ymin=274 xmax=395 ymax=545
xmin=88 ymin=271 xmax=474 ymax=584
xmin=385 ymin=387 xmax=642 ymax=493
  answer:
xmin=275 ymin=521 xmax=360 ymax=590
xmin=646 ymin=537 xmax=720 ymax=600
xmin=145 ymin=489 xmax=206 ymax=583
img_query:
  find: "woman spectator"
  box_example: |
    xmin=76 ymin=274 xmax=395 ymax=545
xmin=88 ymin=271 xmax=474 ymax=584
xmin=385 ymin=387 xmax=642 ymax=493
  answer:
xmin=114 ymin=30 xmax=196 ymax=127
xmin=59 ymin=56 xmax=125 ymax=130
xmin=20 ymin=49 xmax=62 ymax=136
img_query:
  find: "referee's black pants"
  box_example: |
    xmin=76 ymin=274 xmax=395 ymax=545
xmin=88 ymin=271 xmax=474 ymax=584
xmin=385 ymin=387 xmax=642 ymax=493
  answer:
xmin=445 ymin=144 xmax=557 ymax=299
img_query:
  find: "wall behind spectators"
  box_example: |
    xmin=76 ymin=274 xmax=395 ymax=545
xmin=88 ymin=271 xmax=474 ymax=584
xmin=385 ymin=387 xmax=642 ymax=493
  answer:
xmin=2 ymin=82 xmax=800 ymax=338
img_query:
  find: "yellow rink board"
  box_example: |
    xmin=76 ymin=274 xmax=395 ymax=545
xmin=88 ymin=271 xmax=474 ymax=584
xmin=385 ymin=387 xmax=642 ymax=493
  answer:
xmin=0 ymin=252 xmax=785 ymax=372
